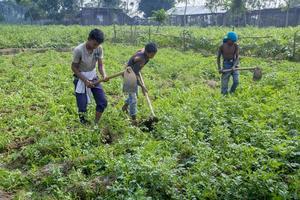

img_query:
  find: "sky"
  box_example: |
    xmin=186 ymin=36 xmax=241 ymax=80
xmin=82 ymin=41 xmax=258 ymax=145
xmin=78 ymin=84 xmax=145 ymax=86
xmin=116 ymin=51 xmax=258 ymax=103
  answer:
xmin=83 ymin=0 xmax=284 ymax=9
xmin=117 ymin=0 xmax=206 ymax=16
xmin=177 ymin=0 xmax=205 ymax=6
xmin=83 ymin=0 xmax=206 ymax=7
xmin=118 ymin=0 xmax=284 ymax=17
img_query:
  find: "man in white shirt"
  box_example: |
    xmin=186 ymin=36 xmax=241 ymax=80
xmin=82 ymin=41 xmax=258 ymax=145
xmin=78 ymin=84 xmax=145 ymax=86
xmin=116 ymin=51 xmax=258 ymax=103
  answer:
xmin=71 ymin=29 xmax=109 ymax=125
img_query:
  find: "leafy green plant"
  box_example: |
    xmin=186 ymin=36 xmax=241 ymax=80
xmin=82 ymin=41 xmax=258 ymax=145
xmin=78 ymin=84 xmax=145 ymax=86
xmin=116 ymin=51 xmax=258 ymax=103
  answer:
xmin=152 ymin=9 xmax=169 ymax=32
xmin=0 ymin=28 xmax=299 ymax=199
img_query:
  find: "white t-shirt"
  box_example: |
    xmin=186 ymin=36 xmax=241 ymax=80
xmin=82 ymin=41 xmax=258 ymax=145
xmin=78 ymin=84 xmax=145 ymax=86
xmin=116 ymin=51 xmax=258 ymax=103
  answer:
xmin=73 ymin=42 xmax=103 ymax=72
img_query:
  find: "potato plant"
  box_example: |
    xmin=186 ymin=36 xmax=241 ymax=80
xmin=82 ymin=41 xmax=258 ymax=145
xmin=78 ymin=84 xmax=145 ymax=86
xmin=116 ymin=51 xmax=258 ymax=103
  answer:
xmin=0 ymin=29 xmax=299 ymax=199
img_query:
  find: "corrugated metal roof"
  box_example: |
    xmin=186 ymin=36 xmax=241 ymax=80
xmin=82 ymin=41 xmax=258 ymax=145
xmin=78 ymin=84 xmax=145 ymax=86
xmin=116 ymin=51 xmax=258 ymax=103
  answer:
xmin=293 ymin=4 xmax=300 ymax=8
xmin=167 ymin=6 xmax=225 ymax=16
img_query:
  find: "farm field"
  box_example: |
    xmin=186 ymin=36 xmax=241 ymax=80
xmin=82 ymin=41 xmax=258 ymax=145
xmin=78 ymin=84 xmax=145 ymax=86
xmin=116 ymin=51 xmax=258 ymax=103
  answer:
xmin=0 ymin=26 xmax=299 ymax=199
xmin=0 ymin=25 xmax=299 ymax=60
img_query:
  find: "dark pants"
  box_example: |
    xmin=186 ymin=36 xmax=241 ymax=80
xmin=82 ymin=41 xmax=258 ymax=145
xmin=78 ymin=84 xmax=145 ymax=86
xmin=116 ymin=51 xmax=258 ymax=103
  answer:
xmin=221 ymin=72 xmax=239 ymax=95
xmin=73 ymin=78 xmax=107 ymax=113
xmin=221 ymin=60 xmax=239 ymax=95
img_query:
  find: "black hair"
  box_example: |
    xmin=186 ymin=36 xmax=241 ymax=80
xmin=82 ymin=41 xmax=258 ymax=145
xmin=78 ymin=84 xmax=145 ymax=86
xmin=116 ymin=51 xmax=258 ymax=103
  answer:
xmin=145 ymin=42 xmax=157 ymax=53
xmin=88 ymin=29 xmax=104 ymax=44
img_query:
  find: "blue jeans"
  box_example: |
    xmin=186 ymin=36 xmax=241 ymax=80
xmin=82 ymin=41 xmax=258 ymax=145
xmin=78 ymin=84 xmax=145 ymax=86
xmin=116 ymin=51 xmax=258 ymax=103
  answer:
xmin=221 ymin=60 xmax=239 ymax=95
xmin=73 ymin=78 xmax=107 ymax=113
xmin=125 ymin=84 xmax=138 ymax=116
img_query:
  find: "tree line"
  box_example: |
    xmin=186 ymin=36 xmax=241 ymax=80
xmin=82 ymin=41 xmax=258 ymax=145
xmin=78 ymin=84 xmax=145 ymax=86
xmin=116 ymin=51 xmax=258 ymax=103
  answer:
xmin=3 ymin=0 xmax=300 ymax=24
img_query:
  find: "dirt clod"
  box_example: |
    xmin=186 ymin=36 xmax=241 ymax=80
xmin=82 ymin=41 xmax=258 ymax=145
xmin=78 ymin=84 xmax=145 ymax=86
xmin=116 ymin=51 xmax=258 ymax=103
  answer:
xmin=101 ymin=127 xmax=117 ymax=144
xmin=139 ymin=117 xmax=159 ymax=132
xmin=5 ymin=137 xmax=35 ymax=152
xmin=0 ymin=190 xmax=13 ymax=200
xmin=205 ymin=80 xmax=218 ymax=89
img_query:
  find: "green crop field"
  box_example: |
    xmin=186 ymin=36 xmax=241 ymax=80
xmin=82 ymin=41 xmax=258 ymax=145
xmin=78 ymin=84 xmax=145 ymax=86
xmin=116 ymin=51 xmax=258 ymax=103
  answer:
xmin=0 ymin=25 xmax=299 ymax=60
xmin=0 ymin=25 xmax=299 ymax=199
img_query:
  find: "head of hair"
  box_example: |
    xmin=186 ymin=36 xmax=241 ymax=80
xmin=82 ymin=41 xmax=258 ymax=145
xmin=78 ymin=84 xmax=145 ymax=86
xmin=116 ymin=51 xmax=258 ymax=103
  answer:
xmin=88 ymin=29 xmax=104 ymax=44
xmin=145 ymin=42 xmax=158 ymax=54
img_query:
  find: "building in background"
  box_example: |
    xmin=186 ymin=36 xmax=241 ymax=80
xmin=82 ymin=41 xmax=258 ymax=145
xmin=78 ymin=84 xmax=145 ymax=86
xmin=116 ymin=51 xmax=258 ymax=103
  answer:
xmin=249 ymin=5 xmax=300 ymax=27
xmin=167 ymin=5 xmax=300 ymax=27
xmin=167 ymin=6 xmax=225 ymax=26
xmin=80 ymin=7 xmax=133 ymax=25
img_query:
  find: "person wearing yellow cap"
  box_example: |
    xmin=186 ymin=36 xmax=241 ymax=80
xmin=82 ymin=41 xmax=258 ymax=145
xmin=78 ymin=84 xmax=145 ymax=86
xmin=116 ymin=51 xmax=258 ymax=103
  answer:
xmin=217 ymin=32 xmax=240 ymax=95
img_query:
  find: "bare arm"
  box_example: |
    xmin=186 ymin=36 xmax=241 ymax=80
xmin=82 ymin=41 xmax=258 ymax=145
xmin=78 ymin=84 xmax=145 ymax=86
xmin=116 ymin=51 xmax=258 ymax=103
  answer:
xmin=98 ymin=58 xmax=107 ymax=78
xmin=134 ymin=57 xmax=145 ymax=86
xmin=233 ymin=45 xmax=240 ymax=68
xmin=72 ymin=62 xmax=86 ymax=82
xmin=137 ymin=72 xmax=148 ymax=94
xmin=217 ymin=47 xmax=222 ymax=71
xmin=133 ymin=56 xmax=144 ymax=66
xmin=72 ymin=48 xmax=86 ymax=81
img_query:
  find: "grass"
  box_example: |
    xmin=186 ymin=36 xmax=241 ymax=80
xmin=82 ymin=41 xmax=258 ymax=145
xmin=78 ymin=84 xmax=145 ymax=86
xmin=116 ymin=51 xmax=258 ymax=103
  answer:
xmin=0 ymin=40 xmax=299 ymax=199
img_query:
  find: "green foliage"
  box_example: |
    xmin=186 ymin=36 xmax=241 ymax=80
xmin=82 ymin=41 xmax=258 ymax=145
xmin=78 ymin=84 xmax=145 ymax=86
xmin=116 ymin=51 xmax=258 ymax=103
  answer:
xmin=0 ymin=27 xmax=299 ymax=199
xmin=204 ymin=0 xmax=278 ymax=11
xmin=139 ymin=0 xmax=176 ymax=17
xmin=152 ymin=9 xmax=169 ymax=32
xmin=152 ymin=9 xmax=169 ymax=25
xmin=0 ymin=25 xmax=299 ymax=60
xmin=282 ymin=0 xmax=300 ymax=9
xmin=16 ymin=0 xmax=80 ymax=20
xmin=230 ymin=0 xmax=246 ymax=14
xmin=90 ymin=0 xmax=121 ymax=8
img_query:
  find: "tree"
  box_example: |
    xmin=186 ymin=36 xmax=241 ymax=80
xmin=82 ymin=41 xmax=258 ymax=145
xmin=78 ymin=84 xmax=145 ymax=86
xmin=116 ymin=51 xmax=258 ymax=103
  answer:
xmin=281 ymin=0 xmax=300 ymax=27
xmin=177 ymin=0 xmax=195 ymax=26
xmin=16 ymin=0 xmax=81 ymax=21
xmin=229 ymin=0 xmax=247 ymax=26
xmin=16 ymin=0 xmax=45 ymax=21
xmin=62 ymin=0 xmax=80 ymax=13
xmin=103 ymin=0 xmax=121 ymax=8
xmin=205 ymin=0 xmax=221 ymax=12
xmin=246 ymin=0 xmax=276 ymax=26
xmin=205 ymin=0 xmax=231 ymax=12
xmin=121 ymin=0 xmax=135 ymax=15
xmin=91 ymin=0 xmax=121 ymax=8
xmin=139 ymin=0 xmax=176 ymax=17
xmin=204 ymin=0 xmax=231 ymax=26
xmin=152 ymin=9 xmax=168 ymax=32
xmin=204 ymin=0 xmax=277 ymax=26
xmin=79 ymin=0 xmax=84 ymax=7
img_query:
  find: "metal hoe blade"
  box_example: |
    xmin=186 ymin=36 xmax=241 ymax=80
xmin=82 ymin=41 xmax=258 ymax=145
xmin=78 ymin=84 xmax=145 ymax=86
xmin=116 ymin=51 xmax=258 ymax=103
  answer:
xmin=123 ymin=68 xmax=137 ymax=93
